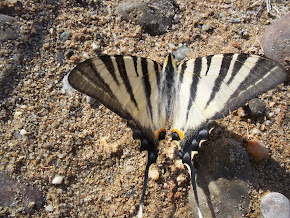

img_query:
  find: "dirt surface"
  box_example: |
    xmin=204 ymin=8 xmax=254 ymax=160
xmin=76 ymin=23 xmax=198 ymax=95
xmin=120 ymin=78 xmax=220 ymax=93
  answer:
xmin=0 ymin=0 xmax=289 ymax=217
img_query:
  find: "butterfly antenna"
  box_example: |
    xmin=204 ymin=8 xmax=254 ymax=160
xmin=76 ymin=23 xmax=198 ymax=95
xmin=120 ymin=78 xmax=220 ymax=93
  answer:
xmin=138 ymin=150 xmax=157 ymax=218
xmin=183 ymin=153 xmax=203 ymax=218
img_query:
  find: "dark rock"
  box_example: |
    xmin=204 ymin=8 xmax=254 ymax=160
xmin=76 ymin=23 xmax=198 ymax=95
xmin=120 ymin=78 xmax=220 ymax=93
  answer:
xmin=189 ymin=138 xmax=251 ymax=217
xmin=260 ymin=12 xmax=290 ymax=78
xmin=0 ymin=14 xmax=19 ymax=42
xmin=248 ymin=98 xmax=266 ymax=117
xmin=116 ymin=0 xmax=178 ymax=36
xmin=65 ymin=49 xmax=74 ymax=58
xmin=0 ymin=171 xmax=44 ymax=214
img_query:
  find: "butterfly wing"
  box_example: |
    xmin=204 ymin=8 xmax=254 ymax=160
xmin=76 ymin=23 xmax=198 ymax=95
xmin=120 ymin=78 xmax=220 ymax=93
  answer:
xmin=68 ymin=55 xmax=164 ymax=141
xmin=171 ymin=53 xmax=287 ymax=147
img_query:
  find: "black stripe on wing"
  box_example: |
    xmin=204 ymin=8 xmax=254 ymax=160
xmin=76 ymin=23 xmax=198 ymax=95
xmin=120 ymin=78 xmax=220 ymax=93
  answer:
xmin=141 ymin=58 xmax=153 ymax=121
xmin=205 ymin=53 xmax=234 ymax=108
xmin=186 ymin=57 xmax=202 ymax=121
xmin=99 ymin=56 xmax=120 ymax=86
xmin=115 ymin=55 xmax=139 ymax=109
xmin=226 ymin=53 xmax=249 ymax=85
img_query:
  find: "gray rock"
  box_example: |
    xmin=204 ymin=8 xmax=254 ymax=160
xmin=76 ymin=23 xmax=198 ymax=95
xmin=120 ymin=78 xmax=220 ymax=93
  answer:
xmin=229 ymin=18 xmax=241 ymax=23
xmin=0 ymin=171 xmax=44 ymax=214
xmin=0 ymin=14 xmax=19 ymax=42
xmin=260 ymin=192 xmax=290 ymax=218
xmin=173 ymin=46 xmax=190 ymax=61
xmin=189 ymin=138 xmax=251 ymax=217
xmin=201 ymin=24 xmax=211 ymax=32
xmin=260 ymin=12 xmax=290 ymax=78
xmin=248 ymin=98 xmax=266 ymax=117
xmin=60 ymin=31 xmax=71 ymax=42
xmin=116 ymin=0 xmax=178 ymax=36
xmin=56 ymin=51 xmax=65 ymax=65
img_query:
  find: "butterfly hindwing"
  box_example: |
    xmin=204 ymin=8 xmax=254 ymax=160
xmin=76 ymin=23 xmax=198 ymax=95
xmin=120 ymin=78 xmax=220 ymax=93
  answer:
xmin=68 ymin=55 xmax=164 ymax=140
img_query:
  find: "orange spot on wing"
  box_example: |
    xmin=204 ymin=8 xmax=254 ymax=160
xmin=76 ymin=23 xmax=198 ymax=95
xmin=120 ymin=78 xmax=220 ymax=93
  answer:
xmin=172 ymin=129 xmax=184 ymax=140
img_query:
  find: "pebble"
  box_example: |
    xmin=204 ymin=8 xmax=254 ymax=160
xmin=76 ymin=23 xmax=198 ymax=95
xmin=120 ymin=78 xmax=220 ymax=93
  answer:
xmin=260 ymin=192 xmax=290 ymax=218
xmin=60 ymin=31 xmax=71 ymax=42
xmin=201 ymin=24 xmax=211 ymax=32
xmin=20 ymin=129 xmax=29 ymax=135
xmin=56 ymin=51 xmax=65 ymax=65
xmin=45 ymin=204 xmax=54 ymax=212
xmin=248 ymin=98 xmax=266 ymax=117
xmin=52 ymin=176 xmax=64 ymax=185
xmin=43 ymin=42 xmax=50 ymax=50
xmin=65 ymin=49 xmax=74 ymax=58
xmin=173 ymin=46 xmax=190 ymax=61
xmin=229 ymin=18 xmax=241 ymax=23
xmin=246 ymin=139 xmax=269 ymax=161
xmin=219 ymin=13 xmax=226 ymax=21
xmin=149 ymin=166 xmax=159 ymax=180
xmin=176 ymin=173 xmax=187 ymax=186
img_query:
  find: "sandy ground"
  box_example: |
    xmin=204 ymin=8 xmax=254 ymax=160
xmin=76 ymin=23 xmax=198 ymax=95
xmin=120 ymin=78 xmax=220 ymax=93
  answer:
xmin=0 ymin=0 xmax=289 ymax=217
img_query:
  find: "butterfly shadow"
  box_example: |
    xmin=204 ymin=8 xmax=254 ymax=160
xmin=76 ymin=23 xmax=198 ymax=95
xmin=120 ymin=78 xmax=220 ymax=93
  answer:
xmin=190 ymin=123 xmax=289 ymax=218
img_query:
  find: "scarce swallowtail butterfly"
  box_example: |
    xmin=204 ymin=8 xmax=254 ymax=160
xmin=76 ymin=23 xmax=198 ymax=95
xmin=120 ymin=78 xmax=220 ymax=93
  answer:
xmin=67 ymin=52 xmax=286 ymax=218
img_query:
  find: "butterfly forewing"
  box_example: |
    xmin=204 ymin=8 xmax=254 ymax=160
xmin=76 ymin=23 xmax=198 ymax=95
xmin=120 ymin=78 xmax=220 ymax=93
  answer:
xmin=172 ymin=53 xmax=286 ymax=142
xmin=68 ymin=55 xmax=164 ymax=139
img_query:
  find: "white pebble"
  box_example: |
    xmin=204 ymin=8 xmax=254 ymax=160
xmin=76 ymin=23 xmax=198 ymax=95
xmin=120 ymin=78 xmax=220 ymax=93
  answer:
xmin=62 ymin=74 xmax=74 ymax=94
xmin=274 ymin=108 xmax=281 ymax=115
xmin=260 ymin=192 xmax=290 ymax=218
xmin=20 ymin=129 xmax=29 ymax=135
xmin=149 ymin=167 xmax=159 ymax=180
xmin=45 ymin=204 xmax=54 ymax=212
xmin=52 ymin=176 xmax=64 ymax=185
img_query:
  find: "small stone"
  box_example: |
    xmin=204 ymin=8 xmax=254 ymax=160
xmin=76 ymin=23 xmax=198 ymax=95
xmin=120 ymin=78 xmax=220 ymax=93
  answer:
xmin=52 ymin=176 xmax=64 ymax=185
xmin=65 ymin=49 xmax=74 ymax=58
xmin=246 ymin=139 xmax=269 ymax=161
xmin=60 ymin=31 xmax=71 ymax=42
xmin=176 ymin=174 xmax=187 ymax=186
xmin=201 ymin=24 xmax=210 ymax=32
xmin=20 ymin=129 xmax=29 ymax=135
xmin=43 ymin=43 xmax=50 ymax=50
xmin=248 ymin=98 xmax=266 ymax=117
xmin=274 ymin=108 xmax=281 ymax=115
xmin=149 ymin=166 xmax=159 ymax=180
xmin=173 ymin=46 xmax=190 ymax=61
xmin=260 ymin=192 xmax=290 ymax=218
xmin=219 ymin=13 xmax=226 ymax=22
xmin=237 ymin=107 xmax=246 ymax=117
xmin=45 ymin=205 xmax=54 ymax=212
xmin=56 ymin=51 xmax=65 ymax=65
xmin=229 ymin=18 xmax=241 ymax=23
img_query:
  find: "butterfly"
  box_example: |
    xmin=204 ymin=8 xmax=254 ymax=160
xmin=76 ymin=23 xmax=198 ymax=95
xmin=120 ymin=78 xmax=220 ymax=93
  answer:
xmin=67 ymin=53 xmax=286 ymax=218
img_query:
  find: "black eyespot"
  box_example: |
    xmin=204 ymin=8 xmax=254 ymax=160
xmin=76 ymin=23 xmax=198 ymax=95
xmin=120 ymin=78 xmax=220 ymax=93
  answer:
xmin=158 ymin=131 xmax=166 ymax=140
xmin=191 ymin=139 xmax=199 ymax=151
xmin=172 ymin=132 xmax=180 ymax=140
xmin=133 ymin=129 xmax=142 ymax=140
xmin=141 ymin=139 xmax=148 ymax=150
